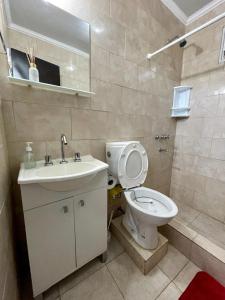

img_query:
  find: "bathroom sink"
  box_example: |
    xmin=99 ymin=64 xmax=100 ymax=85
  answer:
xmin=36 ymin=161 xmax=101 ymax=179
xmin=18 ymin=155 xmax=108 ymax=191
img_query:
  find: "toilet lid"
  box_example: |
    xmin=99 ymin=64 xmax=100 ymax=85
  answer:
xmin=118 ymin=142 xmax=148 ymax=189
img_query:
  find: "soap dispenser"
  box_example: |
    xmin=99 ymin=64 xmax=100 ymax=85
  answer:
xmin=24 ymin=142 xmax=36 ymax=169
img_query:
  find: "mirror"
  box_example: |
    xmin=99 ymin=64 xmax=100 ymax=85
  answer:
xmin=3 ymin=0 xmax=91 ymax=92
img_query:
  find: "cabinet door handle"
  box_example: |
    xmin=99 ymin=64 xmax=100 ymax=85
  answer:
xmin=62 ymin=206 xmax=69 ymax=213
xmin=79 ymin=200 xmax=85 ymax=207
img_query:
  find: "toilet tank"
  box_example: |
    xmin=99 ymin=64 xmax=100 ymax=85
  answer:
xmin=106 ymin=141 xmax=140 ymax=179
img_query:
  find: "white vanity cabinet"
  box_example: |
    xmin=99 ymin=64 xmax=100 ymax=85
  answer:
xmin=74 ymin=189 xmax=107 ymax=268
xmin=19 ymin=167 xmax=108 ymax=298
xmin=24 ymin=197 xmax=76 ymax=295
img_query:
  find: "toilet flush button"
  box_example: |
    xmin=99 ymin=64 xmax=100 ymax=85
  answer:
xmin=133 ymin=144 xmax=137 ymax=148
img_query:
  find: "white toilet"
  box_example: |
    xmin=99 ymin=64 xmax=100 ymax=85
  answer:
xmin=106 ymin=141 xmax=178 ymax=250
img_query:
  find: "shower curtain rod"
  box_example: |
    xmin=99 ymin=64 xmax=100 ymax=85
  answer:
xmin=147 ymin=11 xmax=225 ymax=60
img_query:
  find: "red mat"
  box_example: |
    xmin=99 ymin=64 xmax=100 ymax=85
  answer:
xmin=179 ymin=271 xmax=225 ymax=300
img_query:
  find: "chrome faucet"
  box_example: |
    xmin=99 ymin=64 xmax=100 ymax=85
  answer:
xmin=60 ymin=134 xmax=68 ymax=164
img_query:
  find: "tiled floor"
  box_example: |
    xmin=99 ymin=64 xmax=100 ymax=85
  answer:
xmin=42 ymin=235 xmax=201 ymax=300
xmin=175 ymin=201 xmax=225 ymax=250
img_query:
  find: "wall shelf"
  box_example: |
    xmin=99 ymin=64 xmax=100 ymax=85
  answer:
xmin=171 ymin=86 xmax=192 ymax=118
xmin=8 ymin=76 xmax=95 ymax=97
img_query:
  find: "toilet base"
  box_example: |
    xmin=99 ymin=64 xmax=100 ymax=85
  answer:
xmin=111 ymin=216 xmax=168 ymax=274
xmin=122 ymin=206 xmax=159 ymax=250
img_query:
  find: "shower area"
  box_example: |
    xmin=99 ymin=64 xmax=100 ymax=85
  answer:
xmin=155 ymin=8 xmax=225 ymax=253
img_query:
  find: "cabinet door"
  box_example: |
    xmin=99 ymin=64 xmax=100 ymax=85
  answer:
xmin=74 ymin=188 xmax=107 ymax=268
xmin=24 ymin=197 xmax=76 ymax=296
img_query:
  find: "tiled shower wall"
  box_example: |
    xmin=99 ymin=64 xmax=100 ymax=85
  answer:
xmin=171 ymin=3 xmax=225 ymax=223
xmin=0 ymin=1 xmax=19 ymax=299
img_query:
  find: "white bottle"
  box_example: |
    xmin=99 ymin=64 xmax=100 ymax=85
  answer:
xmin=29 ymin=63 xmax=39 ymax=82
xmin=24 ymin=142 xmax=36 ymax=169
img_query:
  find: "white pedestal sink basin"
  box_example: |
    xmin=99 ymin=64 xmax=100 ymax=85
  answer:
xmin=18 ymin=155 xmax=109 ymax=191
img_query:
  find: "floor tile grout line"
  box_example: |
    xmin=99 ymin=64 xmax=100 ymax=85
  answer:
xmin=53 ymin=244 xmax=192 ymax=300
xmin=156 ymin=265 xmax=176 ymax=282
xmin=172 ymin=280 xmax=184 ymax=294
xmin=172 ymin=260 xmax=190 ymax=293
xmin=155 ymin=254 xmax=190 ymax=299
xmin=105 ymin=263 xmax=125 ymax=299
xmin=58 ymin=248 xmax=125 ymax=298
xmin=59 ymin=261 xmax=106 ymax=297
xmin=105 ymin=249 xmax=125 ymax=265
xmin=156 ymin=244 xmax=188 ymax=279
xmin=187 ymin=211 xmax=202 ymax=226
xmin=154 ymin=256 xmax=184 ymax=300
xmin=173 ymin=259 xmax=190 ymax=280
xmin=154 ymin=279 xmax=172 ymax=300
xmin=106 ymin=251 xmax=173 ymax=300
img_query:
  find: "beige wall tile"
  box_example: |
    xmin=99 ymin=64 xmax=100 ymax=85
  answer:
xmin=125 ymin=29 xmax=149 ymax=64
xmin=0 ymin=100 xmax=19 ymax=299
xmin=91 ymin=14 xmax=125 ymax=56
xmin=217 ymin=94 xmax=225 ymax=116
xmin=175 ymin=201 xmax=200 ymax=226
xmin=170 ymin=183 xmax=194 ymax=207
xmin=13 ymin=102 xmax=71 ymax=142
xmin=91 ymin=44 xmax=110 ymax=82
xmin=182 ymin=136 xmax=212 ymax=157
xmin=193 ymin=192 xmax=225 ymax=223
xmin=91 ymin=79 xmax=122 ymax=112
xmin=71 ymin=109 xmax=108 ymax=139
xmin=110 ymin=0 xmax=137 ymax=29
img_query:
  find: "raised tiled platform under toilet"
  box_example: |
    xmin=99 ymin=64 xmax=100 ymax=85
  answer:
xmin=111 ymin=216 xmax=168 ymax=275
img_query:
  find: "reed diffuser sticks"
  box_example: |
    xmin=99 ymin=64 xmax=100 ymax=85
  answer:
xmin=26 ymin=46 xmax=37 ymax=65
xmin=26 ymin=45 xmax=39 ymax=82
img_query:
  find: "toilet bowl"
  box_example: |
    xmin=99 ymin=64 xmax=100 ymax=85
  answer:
xmin=106 ymin=141 xmax=178 ymax=250
xmin=123 ymin=187 xmax=178 ymax=249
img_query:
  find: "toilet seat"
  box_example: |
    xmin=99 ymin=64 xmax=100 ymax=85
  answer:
xmin=118 ymin=142 xmax=148 ymax=189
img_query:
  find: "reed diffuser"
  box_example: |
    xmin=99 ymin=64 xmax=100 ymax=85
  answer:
xmin=26 ymin=47 xmax=39 ymax=82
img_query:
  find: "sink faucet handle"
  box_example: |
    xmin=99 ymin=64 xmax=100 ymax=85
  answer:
xmin=74 ymin=152 xmax=81 ymax=162
xmin=44 ymin=155 xmax=53 ymax=166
